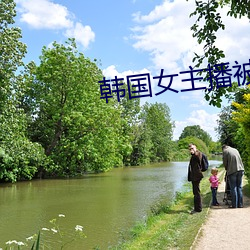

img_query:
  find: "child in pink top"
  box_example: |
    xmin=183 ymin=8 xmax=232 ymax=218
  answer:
xmin=209 ymin=168 xmax=220 ymax=206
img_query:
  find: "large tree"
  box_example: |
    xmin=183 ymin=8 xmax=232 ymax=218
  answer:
xmin=231 ymin=85 xmax=250 ymax=176
xmin=137 ymin=102 xmax=174 ymax=163
xmin=24 ymin=39 xmax=128 ymax=175
xmin=178 ymin=136 xmax=209 ymax=156
xmin=179 ymin=125 xmax=212 ymax=146
xmin=216 ymin=106 xmax=239 ymax=147
xmin=0 ymin=0 xmax=47 ymax=183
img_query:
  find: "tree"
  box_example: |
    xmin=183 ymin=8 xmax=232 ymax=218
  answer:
xmin=129 ymin=122 xmax=153 ymax=165
xmin=0 ymin=0 xmax=47 ymax=182
xmin=188 ymin=0 xmax=249 ymax=107
xmin=216 ymin=84 xmax=250 ymax=148
xmin=216 ymin=106 xmax=239 ymax=147
xmin=179 ymin=125 xmax=212 ymax=146
xmin=24 ymin=39 xmax=128 ymax=175
xmin=0 ymin=0 xmax=27 ymax=108
xmin=178 ymin=136 xmax=209 ymax=156
xmin=209 ymin=141 xmax=222 ymax=155
xmin=115 ymin=82 xmax=140 ymax=166
xmin=138 ymin=102 xmax=174 ymax=163
xmin=231 ymin=85 xmax=250 ymax=176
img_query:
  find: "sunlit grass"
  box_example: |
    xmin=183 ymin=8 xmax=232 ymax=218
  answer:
xmin=112 ymin=168 xmax=250 ymax=250
xmin=111 ymin=173 xmax=221 ymax=250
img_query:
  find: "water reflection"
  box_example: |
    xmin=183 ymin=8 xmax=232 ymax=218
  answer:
xmin=0 ymin=160 xmax=221 ymax=249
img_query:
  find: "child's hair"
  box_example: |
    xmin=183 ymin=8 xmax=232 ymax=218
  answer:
xmin=211 ymin=167 xmax=219 ymax=175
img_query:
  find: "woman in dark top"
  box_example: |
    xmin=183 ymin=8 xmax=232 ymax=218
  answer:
xmin=188 ymin=143 xmax=203 ymax=214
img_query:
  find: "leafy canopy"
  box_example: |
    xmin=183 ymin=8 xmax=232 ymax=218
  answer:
xmin=188 ymin=0 xmax=249 ymax=107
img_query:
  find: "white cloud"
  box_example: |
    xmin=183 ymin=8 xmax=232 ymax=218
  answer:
xmin=131 ymin=0 xmax=250 ymax=79
xmin=16 ymin=0 xmax=95 ymax=48
xmin=132 ymin=1 xmax=174 ymax=23
xmin=173 ymin=110 xmax=219 ymax=141
xmin=103 ymin=65 xmax=151 ymax=80
xmin=214 ymin=6 xmax=250 ymax=65
xmin=16 ymin=0 xmax=73 ymax=29
xmin=102 ymin=65 xmax=153 ymax=106
xmin=180 ymin=90 xmax=208 ymax=106
xmin=131 ymin=0 xmax=197 ymax=74
xmin=65 ymin=22 xmax=95 ymax=48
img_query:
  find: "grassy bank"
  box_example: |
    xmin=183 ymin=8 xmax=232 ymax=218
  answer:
xmin=111 ymin=169 xmax=225 ymax=250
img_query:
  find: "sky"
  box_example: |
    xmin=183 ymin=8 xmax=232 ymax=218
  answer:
xmin=14 ymin=0 xmax=250 ymax=141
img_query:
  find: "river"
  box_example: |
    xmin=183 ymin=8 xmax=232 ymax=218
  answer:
xmin=0 ymin=159 xmax=222 ymax=249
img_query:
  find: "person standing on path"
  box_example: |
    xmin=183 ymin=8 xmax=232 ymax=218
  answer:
xmin=209 ymin=168 xmax=220 ymax=206
xmin=222 ymin=144 xmax=244 ymax=208
xmin=188 ymin=143 xmax=204 ymax=214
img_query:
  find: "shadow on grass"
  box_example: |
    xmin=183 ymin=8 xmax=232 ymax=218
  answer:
xmin=149 ymin=190 xmax=212 ymax=216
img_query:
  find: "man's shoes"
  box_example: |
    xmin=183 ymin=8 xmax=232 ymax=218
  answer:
xmin=212 ymin=203 xmax=220 ymax=206
xmin=228 ymin=205 xmax=236 ymax=208
xmin=190 ymin=209 xmax=202 ymax=214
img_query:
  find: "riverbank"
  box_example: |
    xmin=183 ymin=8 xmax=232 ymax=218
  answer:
xmin=112 ymin=169 xmax=225 ymax=249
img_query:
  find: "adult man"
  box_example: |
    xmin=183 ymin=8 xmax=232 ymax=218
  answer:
xmin=188 ymin=143 xmax=204 ymax=214
xmin=222 ymin=144 xmax=244 ymax=208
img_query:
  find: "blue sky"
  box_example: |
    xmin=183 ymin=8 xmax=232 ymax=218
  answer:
xmin=14 ymin=0 xmax=250 ymax=141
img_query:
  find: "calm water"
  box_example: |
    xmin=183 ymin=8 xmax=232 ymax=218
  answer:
xmin=0 ymin=160 xmax=221 ymax=249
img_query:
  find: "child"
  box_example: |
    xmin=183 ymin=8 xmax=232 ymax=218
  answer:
xmin=209 ymin=168 xmax=220 ymax=206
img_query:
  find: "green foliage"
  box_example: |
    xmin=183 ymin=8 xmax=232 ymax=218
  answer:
xmin=0 ymin=107 xmax=50 ymax=182
xmin=171 ymin=148 xmax=190 ymax=161
xmin=216 ymin=85 xmax=250 ymax=177
xmin=115 ymin=82 xmax=140 ymax=166
xmin=23 ymin=39 xmax=128 ymax=175
xmin=179 ymin=125 xmax=212 ymax=146
xmin=131 ymin=102 xmax=174 ymax=164
xmin=231 ymin=86 xmax=250 ymax=177
xmin=188 ymin=0 xmax=249 ymax=107
xmin=216 ymin=85 xmax=250 ymax=152
xmin=129 ymin=123 xmax=153 ymax=165
xmin=31 ymin=231 xmax=40 ymax=250
xmin=216 ymin=106 xmax=240 ymax=147
xmin=0 ymin=0 xmax=49 ymax=182
xmin=220 ymin=0 xmax=250 ymax=18
xmin=0 ymin=0 xmax=27 ymax=107
xmin=209 ymin=141 xmax=222 ymax=154
xmin=178 ymin=136 xmax=209 ymax=155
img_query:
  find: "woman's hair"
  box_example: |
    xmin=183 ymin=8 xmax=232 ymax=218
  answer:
xmin=211 ymin=167 xmax=218 ymax=174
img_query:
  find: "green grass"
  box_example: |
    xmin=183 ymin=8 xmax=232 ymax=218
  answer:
xmin=243 ymin=177 xmax=250 ymax=197
xmin=111 ymin=171 xmax=225 ymax=250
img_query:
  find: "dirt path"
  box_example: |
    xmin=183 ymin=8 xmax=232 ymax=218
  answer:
xmin=192 ymin=173 xmax=250 ymax=250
